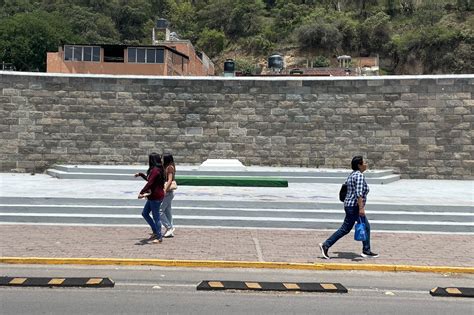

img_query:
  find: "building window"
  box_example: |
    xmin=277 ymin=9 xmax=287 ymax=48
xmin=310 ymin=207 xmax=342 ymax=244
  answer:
xmin=64 ymin=46 xmax=73 ymax=61
xmin=128 ymin=48 xmax=165 ymax=63
xmin=137 ymin=48 xmax=145 ymax=63
xmin=156 ymin=49 xmax=164 ymax=63
xmin=93 ymin=47 xmax=100 ymax=61
xmin=128 ymin=48 xmax=136 ymax=63
xmin=64 ymin=45 xmax=100 ymax=62
xmin=147 ymin=49 xmax=155 ymax=63
xmin=83 ymin=47 xmax=92 ymax=61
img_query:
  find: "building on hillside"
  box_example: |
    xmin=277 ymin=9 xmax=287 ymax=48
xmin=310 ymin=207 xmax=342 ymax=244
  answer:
xmin=338 ymin=55 xmax=380 ymax=76
xmin=47 ymin=19 xmax=214 ymax=76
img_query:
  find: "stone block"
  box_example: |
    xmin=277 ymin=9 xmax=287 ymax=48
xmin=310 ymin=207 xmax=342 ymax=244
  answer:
xmin=185 ymin=127 xmax=203 ymax=136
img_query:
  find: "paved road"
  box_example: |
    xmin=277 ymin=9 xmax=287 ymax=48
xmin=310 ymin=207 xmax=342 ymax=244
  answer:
xmin=0 ymin=196 xmax=472 ymax=233
xmin=1 ymin=265 xmax=473 ymax=315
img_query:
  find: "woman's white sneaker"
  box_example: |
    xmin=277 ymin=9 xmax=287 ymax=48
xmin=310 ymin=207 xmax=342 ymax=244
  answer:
xmin=164 ymin=227 xmax=175 ymax=238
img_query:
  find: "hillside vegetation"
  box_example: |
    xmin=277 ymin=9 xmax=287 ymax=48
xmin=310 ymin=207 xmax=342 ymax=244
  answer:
xmin=0 ymin=0 xmax=472 ymax=74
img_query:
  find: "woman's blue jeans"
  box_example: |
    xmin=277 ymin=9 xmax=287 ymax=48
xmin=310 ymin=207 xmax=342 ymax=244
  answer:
xmin=142 ymin=199 xmax=162 ymax=238
xmin=323 ymin=205 xmax=371 ymax=253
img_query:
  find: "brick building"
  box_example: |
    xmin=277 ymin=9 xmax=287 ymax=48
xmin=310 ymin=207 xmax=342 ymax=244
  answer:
xmin=47 ymin=20 xmax=214 ymax=76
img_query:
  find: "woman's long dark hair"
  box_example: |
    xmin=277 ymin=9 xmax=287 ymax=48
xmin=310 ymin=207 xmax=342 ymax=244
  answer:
xmin=163 ymin=153 xmax=175 ymax=170
xmin=147 ymin=152 xmax=165 ymax=185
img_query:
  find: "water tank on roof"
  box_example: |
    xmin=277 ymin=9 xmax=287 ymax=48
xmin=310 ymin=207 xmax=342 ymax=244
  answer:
xmin=156 ymin=18 xmax=169 ymax=29
xmin=268 ymin=54 xmax=284 ymax=72
xmin=223 ymin=59 xmax=235 ymax=77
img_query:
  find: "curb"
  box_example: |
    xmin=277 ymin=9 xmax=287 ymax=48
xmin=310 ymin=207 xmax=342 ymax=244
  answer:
xmin=197 ymin=280 xmax=347 ymax=293
xmin=1 ymin=257 xmax=473 ymax=274
xmin=0 ymin=276 xmax=114 ymax=287
xmin=430 ymin=287 xmax=474 ymax=298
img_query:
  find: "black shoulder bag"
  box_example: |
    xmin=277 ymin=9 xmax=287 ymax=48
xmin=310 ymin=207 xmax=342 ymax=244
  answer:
xmin=339 ymin=183 xmax=347 ymax=202
xmin=339 ymin=172 xmax=352 ymax=202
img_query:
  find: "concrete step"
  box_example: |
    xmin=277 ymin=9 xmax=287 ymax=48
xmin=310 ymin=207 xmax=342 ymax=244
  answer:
xmin=0 ymin=197 xmax=471 ymax=233
xmin=47 ymin=165 xmax=400 ymax=184
xmin=51 ymin=164 xmax=395 ymax=178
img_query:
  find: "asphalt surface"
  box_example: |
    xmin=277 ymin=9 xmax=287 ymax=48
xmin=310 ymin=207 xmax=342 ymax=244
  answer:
xmin=1 ymin=265 xmax=473 ymax=315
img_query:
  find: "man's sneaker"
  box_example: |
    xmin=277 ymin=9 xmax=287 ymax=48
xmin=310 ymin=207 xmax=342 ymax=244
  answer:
xmin=361 ymin=251 xmax=379 ymax=258
xmin=319 ymin=243 xmax=330 ymax=259
xmin=152 ymin=237 xmax=163 ymax=244
xmin=164 ymin=227 xmax=175 ymax=238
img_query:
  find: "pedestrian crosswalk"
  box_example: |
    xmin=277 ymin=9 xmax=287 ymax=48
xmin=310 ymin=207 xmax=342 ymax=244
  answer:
xmin=0 ymin=197 xmax=472 ymax=234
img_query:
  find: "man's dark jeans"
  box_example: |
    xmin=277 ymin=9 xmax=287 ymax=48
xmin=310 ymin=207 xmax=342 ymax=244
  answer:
xmin=323 ymin=205 xmax=371 ymax=253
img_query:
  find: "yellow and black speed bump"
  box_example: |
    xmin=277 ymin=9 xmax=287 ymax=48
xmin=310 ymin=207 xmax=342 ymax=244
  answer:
xmin=197 ymin=281 xmax=347 ymax=293
xmin=430 ymin=287 xmax=474 ymax=298
xmin=0 ymin=277 xmax=114 ymax=288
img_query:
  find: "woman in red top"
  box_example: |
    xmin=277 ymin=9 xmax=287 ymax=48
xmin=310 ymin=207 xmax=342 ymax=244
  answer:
xmin=135 ymin=153 xmax=165 ymax=243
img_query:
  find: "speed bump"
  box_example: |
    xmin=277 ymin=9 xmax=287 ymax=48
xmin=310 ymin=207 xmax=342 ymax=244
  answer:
xmin=0 ymin=276 xmax=114 ymax=288
xmin=197 ymin=281 xmax=347 ymax=293
xmin=430 ymin=287 xmax=474 ymax=298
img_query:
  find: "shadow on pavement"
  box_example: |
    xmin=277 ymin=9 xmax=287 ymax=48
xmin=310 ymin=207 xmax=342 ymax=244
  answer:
xmin=332 ymin=251 xmax=364 ymax=262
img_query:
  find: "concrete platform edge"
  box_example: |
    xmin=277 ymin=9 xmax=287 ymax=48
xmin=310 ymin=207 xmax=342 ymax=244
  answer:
xmin=1 ymin=257 xmax=473 ymax=274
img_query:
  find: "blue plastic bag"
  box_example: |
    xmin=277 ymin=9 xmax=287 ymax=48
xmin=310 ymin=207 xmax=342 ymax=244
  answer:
xmin=354 ymin=217 xmax=367 ymax=241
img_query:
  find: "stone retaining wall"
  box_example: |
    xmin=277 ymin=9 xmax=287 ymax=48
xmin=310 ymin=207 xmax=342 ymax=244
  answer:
xmin=1 ymin=72 xmax=472 ymax=179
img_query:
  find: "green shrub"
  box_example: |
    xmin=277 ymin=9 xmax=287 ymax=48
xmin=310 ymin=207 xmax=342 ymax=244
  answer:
xmin=295 ymin=20 xmax=342 ymax=51
xmin=313 ymin=56 xmax=330 ymax=67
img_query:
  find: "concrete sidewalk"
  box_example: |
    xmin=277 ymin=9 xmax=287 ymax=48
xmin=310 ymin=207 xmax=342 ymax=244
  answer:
xmin=0 ymin=225 xmax=473 ymax=271
xmin=0 ymin=172 xmax=473 ymax=272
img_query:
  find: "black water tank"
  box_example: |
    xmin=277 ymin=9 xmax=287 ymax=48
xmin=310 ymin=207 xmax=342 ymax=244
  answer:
xmin=268 ymin=54 xmax=284 ymax=70
xmin=224 ymin=59 xmax=235 ymax=73
xmin=156 ymin=18 xmax=169 ymax=29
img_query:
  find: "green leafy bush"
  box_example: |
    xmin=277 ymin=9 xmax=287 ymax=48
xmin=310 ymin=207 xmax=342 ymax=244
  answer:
xmin=295 ymin=20 xmax=342 ymax=51
xmin=313 ymin=55 xmax=330 ymax=67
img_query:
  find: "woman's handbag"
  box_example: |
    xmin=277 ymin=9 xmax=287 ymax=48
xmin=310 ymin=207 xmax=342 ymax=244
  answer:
xmin=354 ymin=216 xmax=367 ymax=241
xmin=169 ymin=180 xmax=177 ymax=191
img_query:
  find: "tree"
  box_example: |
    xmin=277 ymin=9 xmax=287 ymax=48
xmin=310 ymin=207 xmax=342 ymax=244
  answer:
xmin=358 ymin=11 xmax=392 ymax=54
xmin=198 ymin=0 xmax=265 ymax=39
xmin=295 ymin=20 xmax=342 ymax=51
xmin=196 ymin=28 xmax=226 ymax=57
xmin=1 ymin=0 xmax=37 ymax=17
xmin=164 ymin=0 xmax=198 ymax=41
xmin=113 ymin=2 xmax=152 ymax=43
xmin=0 ymin=10 xmax=77 ymax=71
xmin=413 ymin=0 xmax=444 ymax=26
xmin=272 ymin=1 xmax=308 ymax=38
xmin=52 ymin=4 xmax=120 ymax=43
xmin=386 ymin=0 xmax=396 ymax=16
